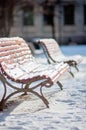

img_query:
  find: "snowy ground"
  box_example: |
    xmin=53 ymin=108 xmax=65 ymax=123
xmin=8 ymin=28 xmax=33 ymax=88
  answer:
xmin=0 ymin=45 xmax=86 ymax=130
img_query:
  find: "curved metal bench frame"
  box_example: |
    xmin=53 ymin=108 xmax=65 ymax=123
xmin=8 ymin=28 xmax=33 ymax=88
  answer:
xmin=0 ymin=71 xmax=53 ymax=111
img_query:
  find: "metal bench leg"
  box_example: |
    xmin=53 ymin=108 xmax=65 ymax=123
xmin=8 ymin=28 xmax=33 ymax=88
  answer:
xmin=68 ymin=69 xmax=74 ymax=77
xmin=0 ymin=99 xmax=5 ymax=111
xmin=0 ymin=73 xmax=30 ymax=111
xmin=74 ymin=65 xmax=79 ymax=72
xmin=29 ymin=88 xmax=49 ymax=108
xmin=57 ymin=81 xmax=63 ymax=90
xmin=0 ymin=90 xmax=22 ymax=111
xmin=0 ymin=74 xmax=7 ymax=111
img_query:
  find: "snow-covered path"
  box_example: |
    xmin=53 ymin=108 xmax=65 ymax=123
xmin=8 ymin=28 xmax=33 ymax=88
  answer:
xmin=0 ymin=45 xmax=86 ymax=130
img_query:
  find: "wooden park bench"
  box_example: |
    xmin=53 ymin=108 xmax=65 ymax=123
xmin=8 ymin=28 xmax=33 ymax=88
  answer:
xmin=38 ymin=38 xmax=82 ymax=77
xmin=0 ymin=37 xmax=69 ymax=111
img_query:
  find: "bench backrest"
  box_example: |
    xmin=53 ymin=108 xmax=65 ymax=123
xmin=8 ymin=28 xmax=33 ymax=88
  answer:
xmin=0 ymin=37 xmax=39 ymax=82
xmin=39 ymin=39 xmax=62 ymax=60
xmin=0 ymin=37 xmax=33 ymax=64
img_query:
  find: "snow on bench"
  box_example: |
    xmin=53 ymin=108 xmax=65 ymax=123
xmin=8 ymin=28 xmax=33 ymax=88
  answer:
xmin=0 ymin=37 xmax=69 ymax=111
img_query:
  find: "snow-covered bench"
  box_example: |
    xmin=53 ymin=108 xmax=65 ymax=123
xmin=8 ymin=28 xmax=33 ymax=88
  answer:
xmin=0 ymin=37 xmax=69 ymax=111
xmin=38 ymin=38 xmax=82 ymax=77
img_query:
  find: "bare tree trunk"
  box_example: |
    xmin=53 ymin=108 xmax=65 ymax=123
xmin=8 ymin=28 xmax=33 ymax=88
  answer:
xmin=0 ymin=8 xmax=6 ymax=37
xmin=51 ymin=19 xmax=56 ymax=39
xmin=0 ymin=4 xmax=13 ymax=37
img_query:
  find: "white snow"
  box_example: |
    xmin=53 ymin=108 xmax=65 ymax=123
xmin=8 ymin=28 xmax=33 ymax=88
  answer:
xmin=0 ymin=45 xmax=86 ymax=130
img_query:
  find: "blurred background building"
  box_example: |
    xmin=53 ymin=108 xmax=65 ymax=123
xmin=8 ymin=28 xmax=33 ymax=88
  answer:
xmin=0 ymin=0 xmax=86 ymax=45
